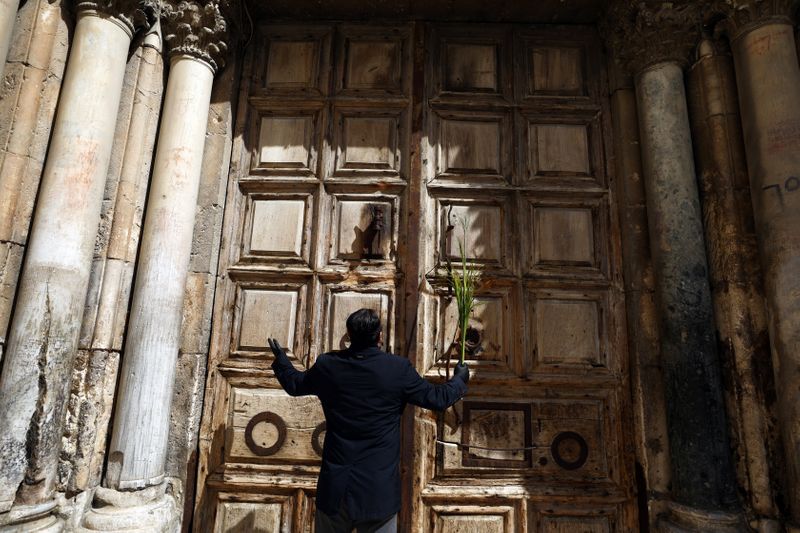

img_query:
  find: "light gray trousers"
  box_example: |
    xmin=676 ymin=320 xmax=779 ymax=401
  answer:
xmin=314 ymin=508 xmax=397 ymax=533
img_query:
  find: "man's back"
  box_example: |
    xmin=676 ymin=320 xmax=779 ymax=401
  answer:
xmin=271 ymin=344 xmax=467 ymax=522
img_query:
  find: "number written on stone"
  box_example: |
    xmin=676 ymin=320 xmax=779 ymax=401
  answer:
xmin=762 ymin=176 xmax=800 ymax=206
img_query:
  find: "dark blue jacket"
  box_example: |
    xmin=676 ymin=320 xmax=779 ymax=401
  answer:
xmin=271 ymin=345 xmax=467 ymax=521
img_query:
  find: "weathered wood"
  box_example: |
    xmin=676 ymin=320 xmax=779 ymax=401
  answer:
xmin=195 ymin=22 xmax=636 ymax=532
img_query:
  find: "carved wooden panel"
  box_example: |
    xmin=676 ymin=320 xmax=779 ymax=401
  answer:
xmin=431 ymin=26 xmax=511 ymax=103
xmin=332 ymin=107 xmax=407 ymax=179
xmin=256 ymin=25 xmax=330 ymax=96
xmin=214 ymin=499 xmax=291 ymax=533
xmin=230 ymin=282 xmax=308 ymax=361
xmin=336 ymin=26 xmax=411 ymax=96
xmin=328 ymin=194 xmax=399 ymax=264
xmin=266 ymin=42 xmax=318 ymax=89
xmin=323 ymin=286 xmax=393 ymax=353
xmin=434 ymin=111 xmax=511 ymax=184
xmin=526 ymin=288 xmax=608 ymax=373
xmin=430 ymin=505 xmax=516 ymax=533
xmin=534 ymin=207 xmax=594 ymax=265
xmin=438 ymin=396 xmax=610 ymax=481
xmin=255 ymin=110 xmax=321 ymax=176
xmin=436 ymin=286 xmax=516 ymax=376
xmin=227 ymin=387 xmax=324 ymax=463
xmin=540 ymin=516 xmax=610 ymax=533
xmin=531 ymin=123 xmax=590 ymax=176
xmin=242 ymin=193 xmax=313 ymax=264
xmin=445 ymin=43 xmax=499 ymax=93
xmin=529 ymin=399 xmax=608 ymax=479
xmin=532 ymin=508 xmax=615 ymax=533
xmin=437 ymin=198 xmax=510 ymax=270
xmin=528 ymin=46 xmax=585 ymax=96
xmin=524 ymin=195 xmax=608 ymax=280
xmin=520 ymin=113 xmax=604 ymax=186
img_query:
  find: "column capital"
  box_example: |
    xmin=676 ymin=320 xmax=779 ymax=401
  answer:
xmin=713 ymin=0 xmax=799 ymax=40
xmin=162 ymin=0 xmax=230 ymax=73
xmin=74 ymin=0 xmax=151 ymax=36
xmin=601 ymin=0 xmax=704 ymax=76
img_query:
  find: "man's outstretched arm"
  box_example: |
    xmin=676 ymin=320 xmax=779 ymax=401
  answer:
xmin=403 ymin=360 xmax=469 ymax=411
xmin=269 ymin=338 xmax=318 ymax=397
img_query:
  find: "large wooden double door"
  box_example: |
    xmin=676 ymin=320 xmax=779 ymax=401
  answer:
xmin=195 ymin=21 xmax=636 ymax=532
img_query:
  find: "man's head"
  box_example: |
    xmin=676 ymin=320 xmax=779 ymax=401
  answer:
xmin=346 ymin=308 xmax=382 ymax=349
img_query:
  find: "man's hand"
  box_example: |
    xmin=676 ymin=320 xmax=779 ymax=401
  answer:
xmin=268 ymin=338 xmax=288 ymax=362
xmin=453 ymin=362 xmax=470 ymax=384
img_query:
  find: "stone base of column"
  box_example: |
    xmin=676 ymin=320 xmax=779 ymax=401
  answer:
xmin=0 ymin=500 xmax=62 ymax=532
xmin=80 ymin=484 xmax=178 ymax=533
xmin=656 ymin=501 xmax=750 ymax=532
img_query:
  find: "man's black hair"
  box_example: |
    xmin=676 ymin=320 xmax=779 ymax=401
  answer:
xmin=346 ymin=308 xmax=382 ymax=349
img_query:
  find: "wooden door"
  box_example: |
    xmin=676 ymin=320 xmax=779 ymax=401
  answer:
xmin=407 ymin=25 xmax=636 ymax=532
xmin=195 ymin=22 xmax=636 ymax=532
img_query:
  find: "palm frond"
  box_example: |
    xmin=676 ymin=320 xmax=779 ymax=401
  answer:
xmin=447 ymin=217 xmax=481 ymax=364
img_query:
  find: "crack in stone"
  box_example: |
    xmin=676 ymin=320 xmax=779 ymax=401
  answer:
xmin=19 ymin=282 xmax=51 ymax=496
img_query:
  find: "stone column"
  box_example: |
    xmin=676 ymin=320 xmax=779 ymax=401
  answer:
xmin=687 ymin=36 xmax=779 ymax=525
xmin=717 ymin=1 xmax=800 ymax=525
xmin=603 ymin=2 xmax=744 ymax=530
xmin=0 ymin=0 xmax=20 ymax=76
xmin=81 ymin=1 xmax=228 ymax=530
xmin=607 ymin=58 xmax=672 ymax=527
xmin=0 ymin=0 xmax=143 ymax=529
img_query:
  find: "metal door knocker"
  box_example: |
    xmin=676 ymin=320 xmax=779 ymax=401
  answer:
xmin=244 ymin=411 xmax=287 ymax=457
xmin=361 ymin=204 xmax=385 ymax=259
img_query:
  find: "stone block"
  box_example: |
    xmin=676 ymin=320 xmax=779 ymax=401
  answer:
xmin=89 ymin=258 xmax=131 ymax=352
xmin=60 ymin=349 xmax=120 ymax=493
xmin=27 ymin=0 xmax=62 ymax=71
xmin=189 ymin=133 xmax=230 ymax=274
xmin=166 ymin=352 xmax=207 ymax=483
xmin=188 ymin=202 xmax=222 ymax=275
xmin=6 ymin=66 xmax=47 ymax=158
xmin=0 ymin=151 xmax=29 ymax=243
xmin=111 ymin=263 xmax=134 ymax=352
xmin=79 ymin=257 xmax=105 ymax=350
xmin=0 ymin=241 xmax=24 ymax=349
xmin=106 ymin=176 xmax=140 ymax=262
xmin=5 ymin=0 xmax=37 ymax=64
xmin=0 ymin=62 xmax=24 ymax=142
xmin=620 ymin=205 xmax=655 ymax=292
xmin=180 ymin=271 xmax=214 ymax=355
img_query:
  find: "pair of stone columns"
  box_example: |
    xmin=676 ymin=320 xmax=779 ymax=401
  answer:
xmin=0 ymin=0 xmax=228 ymax=529
xmin=605 ymin=0 xmax=800 ymax=529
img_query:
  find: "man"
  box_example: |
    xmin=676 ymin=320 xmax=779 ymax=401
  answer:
xmin=269 ymin=308 xmax=469 ymax=533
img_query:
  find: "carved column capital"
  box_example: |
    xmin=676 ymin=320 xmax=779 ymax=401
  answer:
xmin=713 ymin=0 xmax=799 ymax=39
xmin=74 ymin=0 xmax=151 ymax=36
xmin=601 ymin=0 xmax=705 ymax=75
xmin=162 ymin=0 xmax=230 ymax=73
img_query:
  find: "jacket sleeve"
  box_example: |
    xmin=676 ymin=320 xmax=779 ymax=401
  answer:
xmin=271 ymin=350 xmax=320 ymax=397
xmin=402 ymin=359 xmax=467 ymax=411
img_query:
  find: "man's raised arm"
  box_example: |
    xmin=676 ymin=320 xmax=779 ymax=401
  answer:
xmin=402 ymin=359 xmax=469 ymax=411
xmin=269 ymin=338 xmax=318 ymax=397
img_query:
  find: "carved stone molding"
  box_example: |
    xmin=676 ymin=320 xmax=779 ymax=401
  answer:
xmin=601 ymin=0 xmax=704 ymax=75
xmin=74 ymin=0 xmax=151 ymax=36
xmin=162 ymin=0 xmax=230 ymax=72
xmin=712 ymin=0 xmax=799 ymax=39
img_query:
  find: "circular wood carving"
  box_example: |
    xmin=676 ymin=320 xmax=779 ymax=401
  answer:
xmin=312 ymin=421 xmax=327 ymax=457
xmin=244 ymin=411 xmax=287 ymax=457
xmin=550 ymin=431 xmax=588 ymax=471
